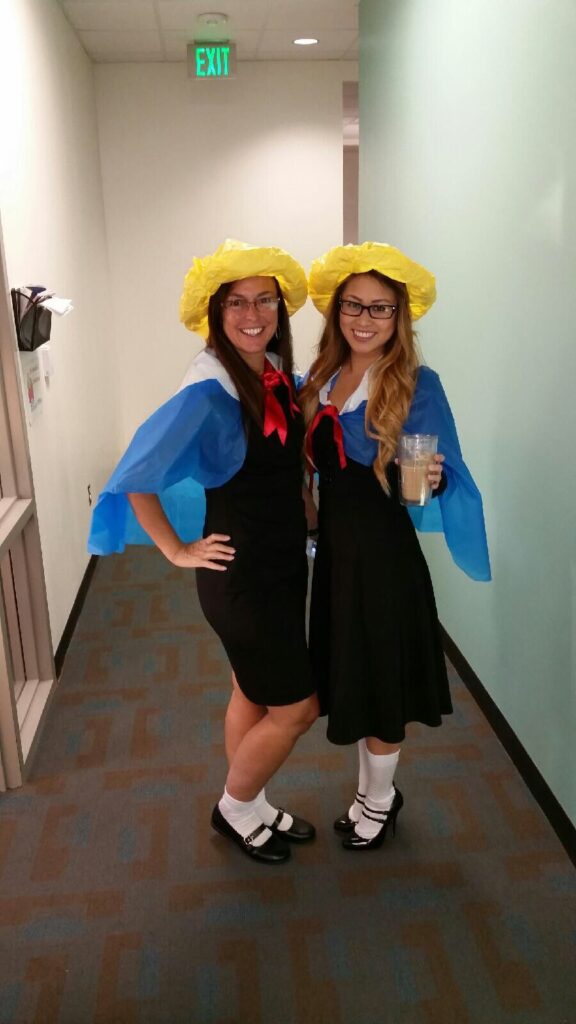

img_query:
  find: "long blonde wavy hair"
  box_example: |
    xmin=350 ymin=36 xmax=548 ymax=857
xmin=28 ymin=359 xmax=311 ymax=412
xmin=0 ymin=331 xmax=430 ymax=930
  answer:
xmin=300 ymin=271 xmax=421 ymax=493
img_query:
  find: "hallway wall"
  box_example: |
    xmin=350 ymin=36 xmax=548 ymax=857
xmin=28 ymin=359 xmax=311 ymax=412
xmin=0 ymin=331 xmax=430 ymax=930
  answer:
xmin=95 ymin=60 xmax=356 ymax=441
xmin=360 ymin=0 xmax=576 ymax=823
xmin=0 ymin=0 xmax=119 ymax=647
xmin=0 ymin=0 xmax=356 ymax=649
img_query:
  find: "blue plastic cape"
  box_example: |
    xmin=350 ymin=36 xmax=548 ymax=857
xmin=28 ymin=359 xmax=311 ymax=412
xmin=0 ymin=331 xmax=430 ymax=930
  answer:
xmin=326 ymin=366 xmax=491 ymax=582
xmin=88 ymin=359 xmax=246 ymax=555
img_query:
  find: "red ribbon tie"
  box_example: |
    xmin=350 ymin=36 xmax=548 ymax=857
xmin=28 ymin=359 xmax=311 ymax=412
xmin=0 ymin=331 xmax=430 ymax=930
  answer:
xmin=261 ymin=361 xmax=300 ymax=446
xmin=306 ymin=404 xmax=347 ymax=472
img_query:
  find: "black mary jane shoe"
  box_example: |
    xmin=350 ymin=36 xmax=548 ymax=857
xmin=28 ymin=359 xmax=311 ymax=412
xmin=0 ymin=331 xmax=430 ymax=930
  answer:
xmin=342 ymin=788 xmax=404 ymax=852
xmin=270 ymin=808 xmax=316 ymax=843
xmin=211 ymin=805 xmax=290 ymax=864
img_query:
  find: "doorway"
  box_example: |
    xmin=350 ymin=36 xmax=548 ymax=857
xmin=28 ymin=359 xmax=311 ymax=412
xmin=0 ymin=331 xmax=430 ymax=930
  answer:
xmin=0 ymin=216 xmax=55 ymax=790
xmin=343 ymin=80 xmax=359 ymax=243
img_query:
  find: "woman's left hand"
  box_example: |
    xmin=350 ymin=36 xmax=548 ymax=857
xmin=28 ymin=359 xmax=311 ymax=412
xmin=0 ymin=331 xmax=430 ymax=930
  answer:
xmin=428 ymin=453 xmax=445 ymax=490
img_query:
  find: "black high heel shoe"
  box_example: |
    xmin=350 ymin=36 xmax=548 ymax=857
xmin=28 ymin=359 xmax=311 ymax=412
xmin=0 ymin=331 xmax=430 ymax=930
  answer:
xmin=342 ymin=787 xmax=404 ymax=851
xmin=333 ymin=791 xmax=366 ymax=833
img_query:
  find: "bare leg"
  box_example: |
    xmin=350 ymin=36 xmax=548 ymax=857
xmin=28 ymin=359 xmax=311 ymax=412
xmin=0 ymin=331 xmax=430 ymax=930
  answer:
xmin=366 ymin=737 xmax=401 ymax=756
xmin=225 ymin=672 xmax=266 ymax=765
xmin=226 ymin=693 xmax=319 ymax=801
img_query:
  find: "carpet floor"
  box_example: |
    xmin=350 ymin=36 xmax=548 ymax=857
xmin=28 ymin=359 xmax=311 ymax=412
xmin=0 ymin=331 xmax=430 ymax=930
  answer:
xmin=0 ymin=547 xmax=574 ymax=1024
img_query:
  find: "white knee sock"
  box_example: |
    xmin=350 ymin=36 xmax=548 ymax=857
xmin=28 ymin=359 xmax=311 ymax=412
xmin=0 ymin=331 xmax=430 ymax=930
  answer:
xmin=219 ymin=788 xmax=272 ymax=847
xmin=254 ymin=790 xmax=294 ymax=831
xmin=348 ymin=739 xmax=370 ymax=822
xmin=355 ymin=748 xmax=400 ymax=840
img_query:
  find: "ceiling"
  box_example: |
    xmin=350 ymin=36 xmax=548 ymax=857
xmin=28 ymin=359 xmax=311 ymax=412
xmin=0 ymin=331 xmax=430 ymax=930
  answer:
xmin=57 ymin=0 xmax=359 ymax=63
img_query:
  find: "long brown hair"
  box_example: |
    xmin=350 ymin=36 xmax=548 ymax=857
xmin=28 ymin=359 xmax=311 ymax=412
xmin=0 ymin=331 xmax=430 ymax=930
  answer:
xmin=300 ymin=271 xmax=420 ymax=492
xmin=207 ymin=278 xmax=294 ymax=429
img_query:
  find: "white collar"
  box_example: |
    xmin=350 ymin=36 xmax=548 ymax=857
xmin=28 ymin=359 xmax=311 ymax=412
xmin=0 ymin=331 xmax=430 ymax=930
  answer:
xmin=319 ymin=364 xmax=371 ymax=413
xmin=178 ymin=347 xmax=282 ymax=399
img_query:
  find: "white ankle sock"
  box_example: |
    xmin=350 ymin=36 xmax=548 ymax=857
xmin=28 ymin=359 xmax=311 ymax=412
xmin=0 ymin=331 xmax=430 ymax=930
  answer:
xmin=219 ymin=788 xmax=272 ymax=847
xmin=254 ymin=790 xmax=294 ymax=831
xmin=348 ymin=739 xmax=370 ymax=822
xmin=355 ymin=748 xmax=400 ymax=840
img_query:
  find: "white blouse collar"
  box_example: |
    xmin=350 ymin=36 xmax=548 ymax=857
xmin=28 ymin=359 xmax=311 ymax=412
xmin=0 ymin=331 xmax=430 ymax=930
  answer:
xmin=178 ymin=347 xmax=282 ymax=399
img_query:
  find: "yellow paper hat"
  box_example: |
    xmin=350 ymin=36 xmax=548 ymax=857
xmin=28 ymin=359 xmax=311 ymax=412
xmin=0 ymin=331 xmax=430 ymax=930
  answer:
xmin=308 ymin=242 xmax=436 ymax=321
xmin=180 ymin=238 xmax=308 ymax=337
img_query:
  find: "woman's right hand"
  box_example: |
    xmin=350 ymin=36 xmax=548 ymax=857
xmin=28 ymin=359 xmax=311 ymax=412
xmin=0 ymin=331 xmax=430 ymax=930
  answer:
xmin=169 ymin=534 xmax=235 ymax=571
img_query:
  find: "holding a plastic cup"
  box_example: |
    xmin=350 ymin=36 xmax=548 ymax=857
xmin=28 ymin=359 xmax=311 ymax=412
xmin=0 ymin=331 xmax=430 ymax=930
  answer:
xmin=398 ymin=433 xmax=438 ymax=506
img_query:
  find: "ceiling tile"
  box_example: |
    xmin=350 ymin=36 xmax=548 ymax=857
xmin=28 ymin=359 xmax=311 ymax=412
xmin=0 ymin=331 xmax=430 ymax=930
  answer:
xmin=162 ymin=29 xmax=260 ymax=60
xmin=77 ymin=29 xmax=163 ymax=58
xmin=61 ymin=2 xmax=156 ymax=31
xmin=267 ymin=0 xmax=358 ymax=32
xmin=257 ymin=29 xmax=357 ymax=60
xmin=156 ymin=0 xmax=270 ymax=31
xmin=95 ymin=52 xmax=166 ymax=62
xmin=342 ymin=37 xmax=359 ymax=59
xmin=58 ymin=0 xmax=360 ymax=63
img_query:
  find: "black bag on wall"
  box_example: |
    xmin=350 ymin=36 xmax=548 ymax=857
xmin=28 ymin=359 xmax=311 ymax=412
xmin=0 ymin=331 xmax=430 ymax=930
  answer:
xmin=11 ymin=287 xmax=52 ymax=352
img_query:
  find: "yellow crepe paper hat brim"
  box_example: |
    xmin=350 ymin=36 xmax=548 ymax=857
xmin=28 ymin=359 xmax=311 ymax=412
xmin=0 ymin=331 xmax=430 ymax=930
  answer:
xmin=308 ymin=242 xmax=436 ymax=322
xmin=180 ymin=238 xmax=308 ymax=337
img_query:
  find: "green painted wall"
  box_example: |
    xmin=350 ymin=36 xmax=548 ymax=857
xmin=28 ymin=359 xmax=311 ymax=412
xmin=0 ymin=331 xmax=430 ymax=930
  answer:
xmin=360 ymin=0 xmax=576 ymax=823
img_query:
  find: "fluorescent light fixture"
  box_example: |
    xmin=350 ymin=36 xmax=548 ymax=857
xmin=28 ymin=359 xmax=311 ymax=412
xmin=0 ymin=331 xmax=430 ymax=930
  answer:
xmin=293 ymin=38 xmax=318 ymax=46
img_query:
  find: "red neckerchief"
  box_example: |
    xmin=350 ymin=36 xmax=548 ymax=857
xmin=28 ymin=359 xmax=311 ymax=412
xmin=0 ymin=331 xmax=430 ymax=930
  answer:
xmin=261 ymin=359 xmax=300 ymax=445
xmin=305 ymin=403 xmax=347 ymax=486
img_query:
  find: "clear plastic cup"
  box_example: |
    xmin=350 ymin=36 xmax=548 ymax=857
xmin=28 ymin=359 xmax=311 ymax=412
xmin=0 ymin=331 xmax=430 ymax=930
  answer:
xmin=398 ymin=433 xmax=438 ymax=506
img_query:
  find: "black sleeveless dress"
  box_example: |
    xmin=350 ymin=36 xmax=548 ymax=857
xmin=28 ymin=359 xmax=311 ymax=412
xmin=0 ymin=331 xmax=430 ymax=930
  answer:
xmin=308 ymin=415 xmax=452 ymax=744
xmin=196 ymin=379 xmax=316 ymax=707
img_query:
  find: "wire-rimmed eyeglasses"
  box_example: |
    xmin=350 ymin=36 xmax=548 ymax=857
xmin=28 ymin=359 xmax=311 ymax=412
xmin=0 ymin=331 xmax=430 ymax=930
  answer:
xmin=339 ymin=298 xmax=397 ymax=320
xmin=222 ymin=296 xmax=280 ymax=313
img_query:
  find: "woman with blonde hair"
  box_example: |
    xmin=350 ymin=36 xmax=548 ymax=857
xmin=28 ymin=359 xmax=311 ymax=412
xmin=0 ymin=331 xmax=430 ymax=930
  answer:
xmin=89 ymin=240 xmax=318 ymax=864
xmin=301 ymin=242 xmax=490 ymax=851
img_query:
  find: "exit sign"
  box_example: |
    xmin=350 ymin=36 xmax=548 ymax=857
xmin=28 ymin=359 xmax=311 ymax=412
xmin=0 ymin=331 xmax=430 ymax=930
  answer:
xmin=188 ymin=42 xmax=237 ymax=80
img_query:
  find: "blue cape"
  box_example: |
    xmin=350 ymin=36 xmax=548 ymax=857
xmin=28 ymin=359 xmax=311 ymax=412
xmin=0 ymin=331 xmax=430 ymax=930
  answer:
xmin=322 ymin=366 xmax=491 ymax=582
xmin=88 ymin=352 xmax=246 ymax=555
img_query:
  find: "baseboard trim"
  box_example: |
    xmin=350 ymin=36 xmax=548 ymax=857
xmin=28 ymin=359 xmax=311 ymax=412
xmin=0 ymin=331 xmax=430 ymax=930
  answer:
xmin=54 ymin=555 xmax=98 ymax=677
xmin=441 ymin=625 xmax=576 ymax=867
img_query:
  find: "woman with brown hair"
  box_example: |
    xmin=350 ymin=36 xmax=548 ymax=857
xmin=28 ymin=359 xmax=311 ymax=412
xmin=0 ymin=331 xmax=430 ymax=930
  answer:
xmin=89 ymin=240 xmax=318 ymax=864
xmin=301 ymin=242 xmax=490 ymax=851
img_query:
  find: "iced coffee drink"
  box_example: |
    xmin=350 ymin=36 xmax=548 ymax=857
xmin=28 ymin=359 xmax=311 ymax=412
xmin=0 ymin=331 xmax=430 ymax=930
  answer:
xmin=398 ymin=434 xmax=438 ymax=507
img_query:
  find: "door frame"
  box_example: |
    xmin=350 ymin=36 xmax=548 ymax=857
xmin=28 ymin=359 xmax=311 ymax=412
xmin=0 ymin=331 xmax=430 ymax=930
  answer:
xmin=0 ymin=212 xmax=56 ymax=789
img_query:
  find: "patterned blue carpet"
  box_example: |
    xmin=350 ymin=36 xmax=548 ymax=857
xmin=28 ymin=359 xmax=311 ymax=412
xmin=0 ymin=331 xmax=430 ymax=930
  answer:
xmin=0 ymin=547 xmax=574 ymax=1023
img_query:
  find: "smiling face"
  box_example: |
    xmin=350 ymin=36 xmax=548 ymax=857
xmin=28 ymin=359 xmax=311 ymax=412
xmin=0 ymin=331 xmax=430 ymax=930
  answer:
xmin=338 ymin=273 xmax=398 ymax=361
xmin=221 ymin=276 xmax=279 ymax=370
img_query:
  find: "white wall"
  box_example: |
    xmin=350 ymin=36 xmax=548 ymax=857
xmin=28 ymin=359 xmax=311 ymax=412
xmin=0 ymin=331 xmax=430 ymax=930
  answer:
xmin=0 ymin=14 xmax=355 ymax=646
xmin=95 ymin=60 xmax=356 ymax=439
xmin=0 ymin=0 xmax=118 ymax=647
xmin=360 ymin=0 xmax=576 ymax=823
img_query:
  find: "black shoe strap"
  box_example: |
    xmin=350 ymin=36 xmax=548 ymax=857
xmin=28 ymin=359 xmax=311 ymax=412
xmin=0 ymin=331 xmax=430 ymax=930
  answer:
xmin=244 ymin=822 xmax=269 ymax=846
xmin=272 ymin=808 xmax=286 ymax=828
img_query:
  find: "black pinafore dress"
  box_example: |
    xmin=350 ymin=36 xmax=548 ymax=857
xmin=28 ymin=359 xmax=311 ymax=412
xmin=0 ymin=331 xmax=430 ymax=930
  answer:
xmin=196 ymin=374 xmax=315 ymax=707
xmin=308 ymin=413 xmax=452 ymax=745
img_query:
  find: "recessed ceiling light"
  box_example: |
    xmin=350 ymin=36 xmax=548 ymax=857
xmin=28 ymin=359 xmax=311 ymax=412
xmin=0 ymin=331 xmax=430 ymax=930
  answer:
xmin=198 ymin=12 xmax=228 ymax=26
xmin=293 ymin=38 xmax=319 ymax=46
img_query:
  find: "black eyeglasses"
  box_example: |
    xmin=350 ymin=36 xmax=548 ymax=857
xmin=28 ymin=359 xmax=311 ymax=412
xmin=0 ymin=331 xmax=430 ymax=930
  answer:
xmin=222 ymin=296 xmax=280 ymax=313
xmin=339 ymin=298 xmax=398 ymax=320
